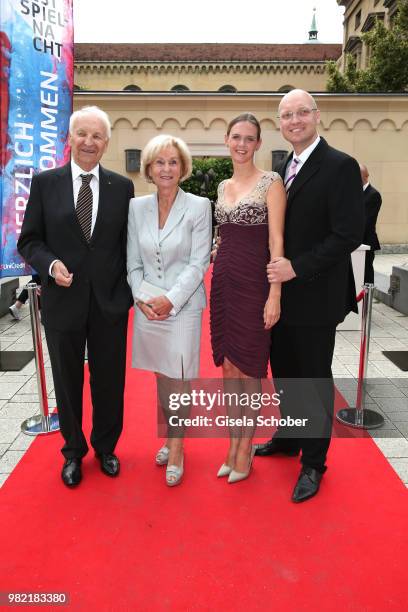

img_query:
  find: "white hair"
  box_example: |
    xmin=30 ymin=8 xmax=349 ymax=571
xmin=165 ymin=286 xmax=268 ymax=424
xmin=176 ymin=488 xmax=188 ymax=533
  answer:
xmin=141 ymin=134 xmax=193 ymax=183
xmin=69 ymin=105 xmax=111 ymax=139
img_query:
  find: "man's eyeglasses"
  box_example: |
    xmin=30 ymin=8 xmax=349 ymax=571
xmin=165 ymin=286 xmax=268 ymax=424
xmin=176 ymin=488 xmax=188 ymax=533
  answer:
xmin=277 ymin=108 xmax=318 ymax=122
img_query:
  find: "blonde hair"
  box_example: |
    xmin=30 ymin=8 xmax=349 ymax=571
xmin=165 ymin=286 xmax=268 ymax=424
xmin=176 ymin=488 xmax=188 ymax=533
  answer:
xmin=69 ymin=106 xmax=111 ymax=139
xmin=141 ymin=134 xmax=192 ymax=183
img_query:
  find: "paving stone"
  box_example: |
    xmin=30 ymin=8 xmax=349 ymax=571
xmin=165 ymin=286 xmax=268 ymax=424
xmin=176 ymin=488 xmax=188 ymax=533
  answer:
xmin=0 ymin=402 xmax=40 ymax=420
xmin=395 ymin=422 xmax=408 ymax=436
xmin=0 ymin=450 xmax=25 ymax=473
xmin=369 ymin=426 xmax=401 ymax=439
xmin=332 ymin=365 xmax=351 ymax=376
xmin=0 ymin=340 xmax=14 ymax=349
xmin=0 ymin=375 xmax=31 ymax=384
xmin=337 ymin=354 xmax=361 ymax=365
xmin=0 ymin=473 xmax=9 ymax=487
xmin=383 ymin=411 xmax=408 ymax=421
xmin=0 ymin=380 xmax=27 ymax=400
xmin=375 ymin=398 xmax=408 ymax=412
xmin=391 ymin=329 xmax=408 ymax=338
xmin=366 ymin=384 xmax=406 ymax=399
xmin=18 ymin=362 xmax=36 ymax=375
xmin=334 ymin=344 xmax=359 ymax=354
xmin=374 ymin=438 xmax=408 ymax=457
xmin=339 ymin=331 xmax=361 ymax=343
xmin=11 ymin=394 xmax=42 ymax=403
xmin=369 ymin=361 xmax=406 ymax=376
xmin=9 ymin=432 xmax=35 ymax=451
xmin=367 ymin=351 xmax=389 ymax=362
xmin=1 ymin=328 xmax=30 ymax=339
xmin=370 ymin=330 xmax=395 ymax=339
xmin=0 ymin=443 xmax=9 ymax=457
xmin=388 ymin=458 xmax=408 ymax=484
xmin=374 ymin=337 xmax=407 ymax=350
xmin=9 ymin=342 xmax=35 ymax=351
xmin=345 ymin=365 xmax=359 ymax=377
xmin=392 ymin=379 xmax=408 ymax=388
xmin=18 ymin=372 xmax=54 ymax=395
xmin=0 ymin=419 xmax=21 ymax=443
xmin=366 ymin=364 xmax=385 ymax=378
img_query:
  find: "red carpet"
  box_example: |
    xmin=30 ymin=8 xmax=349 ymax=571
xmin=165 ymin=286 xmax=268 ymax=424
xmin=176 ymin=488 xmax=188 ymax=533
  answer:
xmin=1 ymin=273 xmax=407 ymax=610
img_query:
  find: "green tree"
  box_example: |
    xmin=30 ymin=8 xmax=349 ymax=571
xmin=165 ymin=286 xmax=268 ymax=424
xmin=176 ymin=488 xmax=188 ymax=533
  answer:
xmin=182 ymin=157 xmax=233 ymax=202
xmin=327 ymin=0 xmax=408 ymax=92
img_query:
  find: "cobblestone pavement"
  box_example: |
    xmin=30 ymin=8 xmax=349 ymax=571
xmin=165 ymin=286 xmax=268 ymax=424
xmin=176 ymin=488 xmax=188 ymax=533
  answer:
xmin=1 ymin=264 xmax=408 ymax=488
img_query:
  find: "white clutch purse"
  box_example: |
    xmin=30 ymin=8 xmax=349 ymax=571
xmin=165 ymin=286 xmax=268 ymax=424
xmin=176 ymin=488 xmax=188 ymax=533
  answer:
xmin=138 ymin=279 xmax=165 ymax=302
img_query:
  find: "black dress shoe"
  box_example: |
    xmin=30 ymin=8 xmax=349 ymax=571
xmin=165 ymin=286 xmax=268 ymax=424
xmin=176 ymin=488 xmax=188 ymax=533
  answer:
xmin=95 ymin=453 xmax=120 ymax=477
xmin=292 ymin=466 xmax=323 ymax=503
xmin=61 ymin=458 xmax=82 ymax=487
xmin=254 ymin=439 xmax=300 ymax=457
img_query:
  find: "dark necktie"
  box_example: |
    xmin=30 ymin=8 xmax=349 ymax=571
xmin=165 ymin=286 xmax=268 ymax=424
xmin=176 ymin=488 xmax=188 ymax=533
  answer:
xmin=76 ymin=174 xmax=93 ymax=241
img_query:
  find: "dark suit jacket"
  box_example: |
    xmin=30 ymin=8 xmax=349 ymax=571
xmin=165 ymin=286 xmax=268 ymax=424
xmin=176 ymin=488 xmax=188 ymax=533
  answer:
xmin=18 ymin=163 xmax=134 ymax=331
xmin=363 ymin=184 xmax=381 ymax=251
xmin=277 ymin=138 xmax=364 ymax=326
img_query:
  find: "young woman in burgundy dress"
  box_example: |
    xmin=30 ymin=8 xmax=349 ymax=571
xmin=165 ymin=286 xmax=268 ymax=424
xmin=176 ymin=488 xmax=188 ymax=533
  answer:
xmin=210 ymin=113 xmax=286 ymax=483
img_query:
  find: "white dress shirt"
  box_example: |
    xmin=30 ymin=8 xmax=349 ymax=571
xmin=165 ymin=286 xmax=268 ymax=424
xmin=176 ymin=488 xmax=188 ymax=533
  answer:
xmin=49 ymin=161 xmax=100 ymax=276
xmin=285 ymin=135 xmax=321 ymax=183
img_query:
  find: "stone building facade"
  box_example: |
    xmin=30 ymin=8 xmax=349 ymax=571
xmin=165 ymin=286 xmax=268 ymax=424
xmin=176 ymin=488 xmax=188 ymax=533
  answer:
xmin=73 ymin=40 xmax=408 ymax=246
xmin=337 ymin=0 xmax=399 ymax=70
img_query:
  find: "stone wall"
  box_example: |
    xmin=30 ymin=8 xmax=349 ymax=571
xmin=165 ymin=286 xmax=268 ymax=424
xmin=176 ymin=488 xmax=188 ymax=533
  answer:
xmin=74 ymin=91 xmax=408 ymax=244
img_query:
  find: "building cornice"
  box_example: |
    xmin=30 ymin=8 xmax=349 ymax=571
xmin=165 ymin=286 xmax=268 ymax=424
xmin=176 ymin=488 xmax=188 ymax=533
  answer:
xmin=74 ymin=61 xmax=329 ymax=76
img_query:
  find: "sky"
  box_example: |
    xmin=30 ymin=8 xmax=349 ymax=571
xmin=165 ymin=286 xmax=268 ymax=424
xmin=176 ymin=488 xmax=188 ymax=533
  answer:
xmin=73 ymin=0 xmax=345 ymax=44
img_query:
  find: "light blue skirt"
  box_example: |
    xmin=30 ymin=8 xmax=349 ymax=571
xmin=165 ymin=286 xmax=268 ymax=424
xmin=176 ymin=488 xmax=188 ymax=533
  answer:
xmin=132 ymin=307 xmax=203 ymax=379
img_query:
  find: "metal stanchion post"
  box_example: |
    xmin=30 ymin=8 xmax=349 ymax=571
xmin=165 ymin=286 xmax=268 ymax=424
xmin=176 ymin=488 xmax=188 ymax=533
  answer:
xmin=21 ymin=283 xmax=60 ymax=435
xmin=336 ymin=283 xmax=384 ymax=429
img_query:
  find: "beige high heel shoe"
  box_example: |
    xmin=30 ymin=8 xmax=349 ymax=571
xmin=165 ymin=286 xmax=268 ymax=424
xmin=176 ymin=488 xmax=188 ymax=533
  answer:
xmin=217 ymin=463 xmax=233 ymax=477
xmin=228 ymin=446 xmax=256 ymax=484
xmin=155 ymin=446 xmax=169 ymax=466
xmin=166 ymin=455 xmax=184 ymax=487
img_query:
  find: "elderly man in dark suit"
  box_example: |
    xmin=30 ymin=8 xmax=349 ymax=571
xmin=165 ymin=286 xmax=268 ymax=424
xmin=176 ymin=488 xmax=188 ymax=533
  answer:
xmin=18 ymin=106 xmax=134 ymax=487
xmin=255 ymin=89 xmax=364 ymax=502
xmin=360 ymin=163 xmax=382 ymax=283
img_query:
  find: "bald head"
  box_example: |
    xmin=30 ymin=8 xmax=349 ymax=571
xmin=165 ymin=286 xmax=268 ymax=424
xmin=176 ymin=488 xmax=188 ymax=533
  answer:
xmin=278 ymin=89 xmax=318 ymax=114
xmin=359 ymin=163 xmax=369 ymax=185
xmin=278 ymin=89 xmax=320 ymax=155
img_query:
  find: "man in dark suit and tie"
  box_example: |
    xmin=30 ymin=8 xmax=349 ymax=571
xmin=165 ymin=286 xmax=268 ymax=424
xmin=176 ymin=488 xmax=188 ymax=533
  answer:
xmin=18 ymin=106 xmax=134 ymax=487
xmin=360 ymin=163 xmax=382 ymax=283
xmin=255 ymin=89 xmax=364 ymax=502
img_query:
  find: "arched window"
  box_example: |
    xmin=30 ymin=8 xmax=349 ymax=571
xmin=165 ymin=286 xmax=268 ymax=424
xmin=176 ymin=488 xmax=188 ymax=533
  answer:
xmin=123 ymin=84 xmax=142 ymax=91
xmin=278 ymin=85 xmax=294 ymax=93
xmin=171 ymin=84 xmax=190 ymax=92
xmin=218 ymin=85 xmax=237 ymax=93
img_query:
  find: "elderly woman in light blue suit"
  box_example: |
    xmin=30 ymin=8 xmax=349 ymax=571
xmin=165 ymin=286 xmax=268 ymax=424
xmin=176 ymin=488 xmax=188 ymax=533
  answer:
xmin=127 ymin=134 xmax=212 ymax=486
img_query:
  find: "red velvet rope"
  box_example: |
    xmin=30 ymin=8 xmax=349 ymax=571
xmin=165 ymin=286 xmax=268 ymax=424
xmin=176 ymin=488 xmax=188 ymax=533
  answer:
xmin=356 ymin=290 xmax=365 ymax=303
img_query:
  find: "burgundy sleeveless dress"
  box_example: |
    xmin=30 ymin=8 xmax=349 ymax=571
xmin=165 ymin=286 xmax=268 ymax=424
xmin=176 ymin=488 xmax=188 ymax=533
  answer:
xmin=210 ymin=172 xmax=281 ymax=378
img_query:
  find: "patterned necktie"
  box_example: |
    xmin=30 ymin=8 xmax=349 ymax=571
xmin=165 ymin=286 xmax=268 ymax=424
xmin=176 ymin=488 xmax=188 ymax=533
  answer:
xmin=284 ymin=157 xmax=300 ymax=193
xmin=76 ymin=174 xmax=93 ymax=241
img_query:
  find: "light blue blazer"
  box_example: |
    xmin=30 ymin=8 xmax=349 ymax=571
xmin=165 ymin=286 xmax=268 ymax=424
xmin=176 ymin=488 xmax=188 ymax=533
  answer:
xmin=127 ymin=188 xmax=212 ymax=315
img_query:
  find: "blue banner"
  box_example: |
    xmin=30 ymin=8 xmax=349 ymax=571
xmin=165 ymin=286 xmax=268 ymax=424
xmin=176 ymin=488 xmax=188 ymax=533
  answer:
xmin=0 ymin=0 xmax=73 ymax=277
